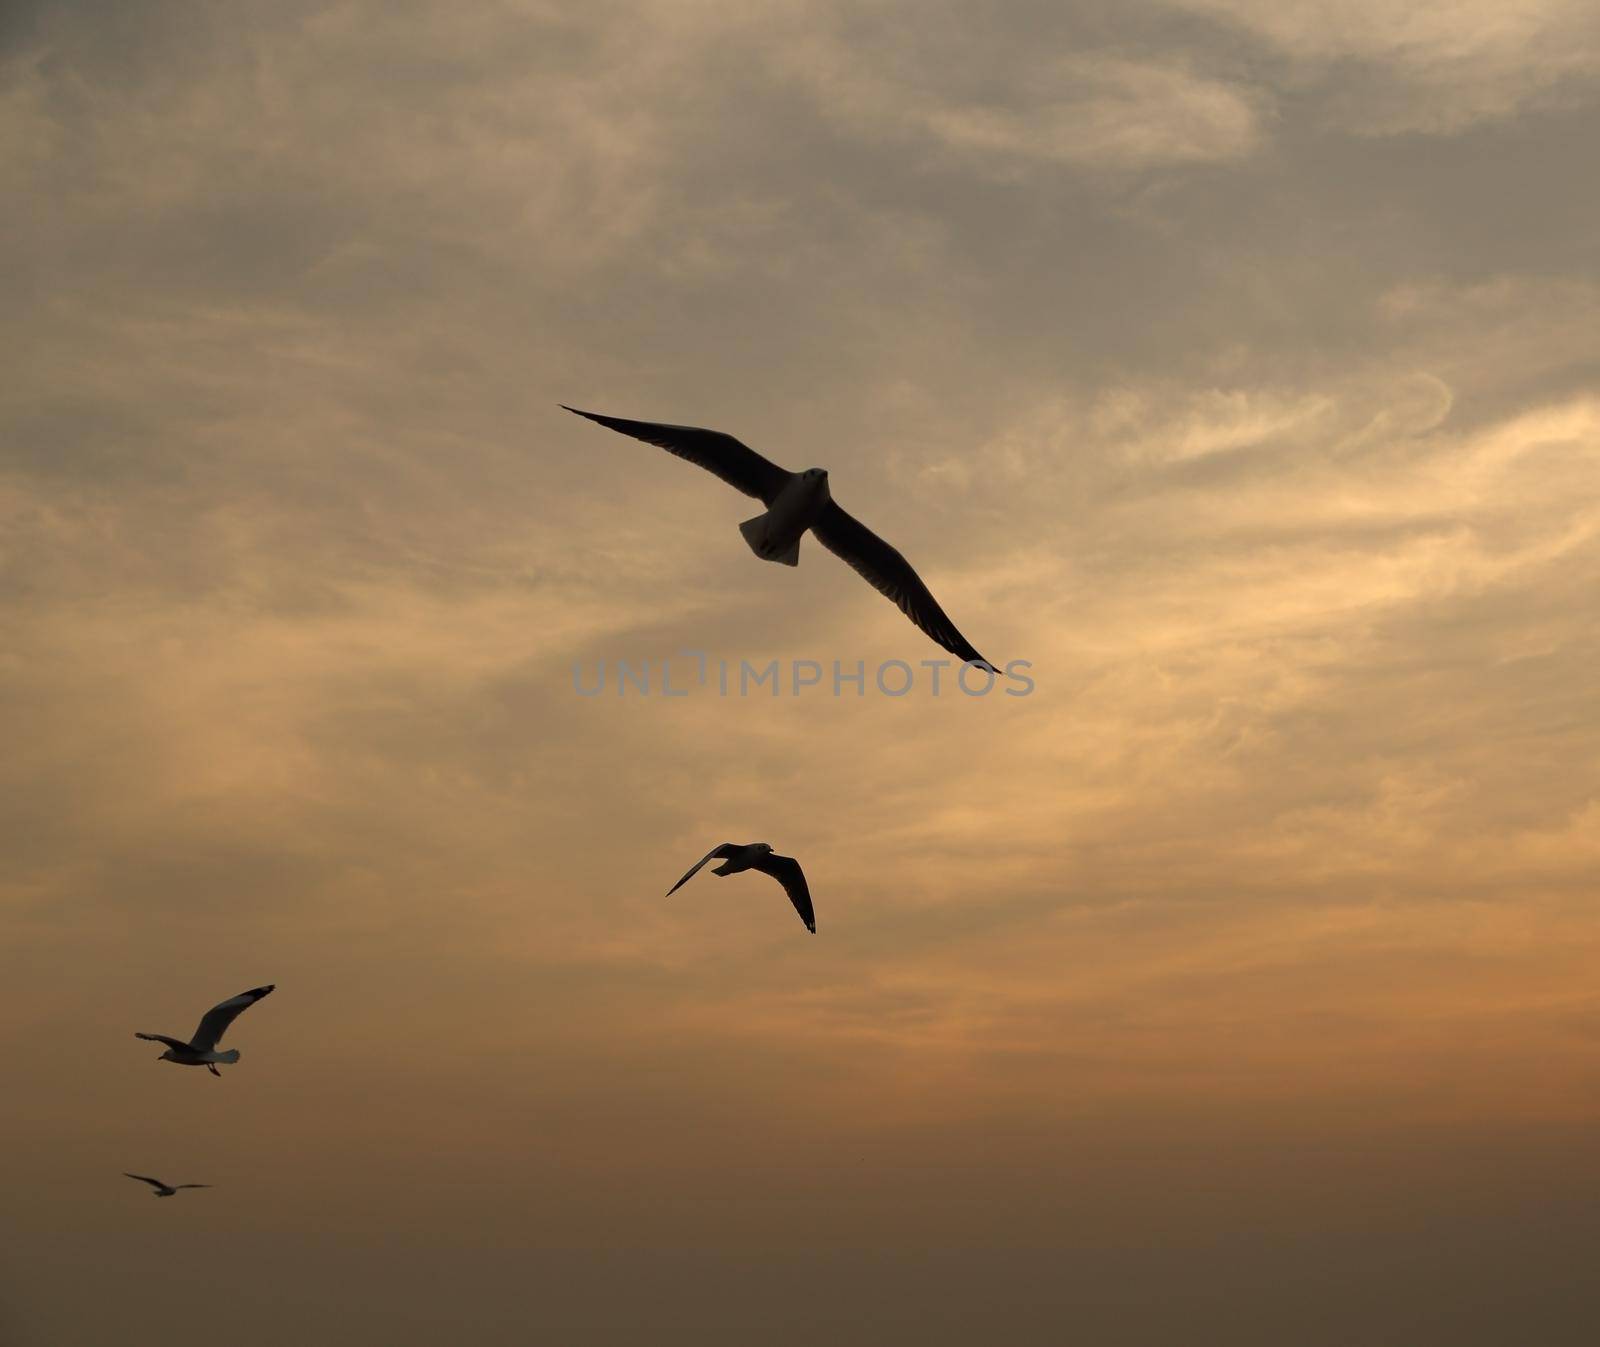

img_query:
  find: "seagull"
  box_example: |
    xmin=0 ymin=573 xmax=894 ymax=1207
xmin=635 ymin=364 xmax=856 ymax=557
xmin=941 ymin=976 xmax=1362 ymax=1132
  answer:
xmin=562 ymin=406 xmax=997 ymax=670
xmin=123 ymin=1172 xmax=212 ymax=1198
xmin=666 ymin=842 xmax=816 ymax=933
xmin=135 ymin=984 xmax=275 ymax=1076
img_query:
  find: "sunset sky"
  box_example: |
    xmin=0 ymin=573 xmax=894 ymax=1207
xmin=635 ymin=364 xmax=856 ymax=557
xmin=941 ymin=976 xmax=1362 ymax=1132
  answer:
xmin=3 ymin=2 xmax=1599 ymax=1343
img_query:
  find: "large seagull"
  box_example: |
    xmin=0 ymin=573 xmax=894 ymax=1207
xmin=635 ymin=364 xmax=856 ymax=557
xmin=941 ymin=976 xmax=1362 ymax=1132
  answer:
xmin=562 ymin=406 xmax=996 ymax=669
xmin=135 ymin=984 xmax=275 ymax=1077
xmin=667 ymin=842 xmax=816 ymax=934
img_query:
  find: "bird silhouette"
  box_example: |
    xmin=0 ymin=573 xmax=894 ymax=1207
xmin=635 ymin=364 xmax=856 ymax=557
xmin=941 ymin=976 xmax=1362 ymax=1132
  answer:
xmin=135 ymin=984 xmax=275 ymax=1076
xmin=667 ymin=842 xmax=816 ymax=933
xmin=563 ymin=406 xmax=997 ymax=669
xmin=123 ymin=1172 xmax=212 ymax=1197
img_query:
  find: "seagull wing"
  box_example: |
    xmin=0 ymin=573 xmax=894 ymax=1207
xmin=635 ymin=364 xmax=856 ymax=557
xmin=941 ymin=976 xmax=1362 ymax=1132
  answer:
xmin=811 ymin=501 xmax=995 ymax=671
xmin=190 ymin=984 xmax=275 ymax=1052
xmin=562 ymin=407 xmax=792 ymax=505
xmin=123 ymin=1173 xmax=167 ymax=1189
xmin=134 ymin=1033 xmax=189 ymax=1051
xmin=750 ymin=852 xmax=816 ymax=934
xmin=666 ymin=843 xmax=738 ymax=897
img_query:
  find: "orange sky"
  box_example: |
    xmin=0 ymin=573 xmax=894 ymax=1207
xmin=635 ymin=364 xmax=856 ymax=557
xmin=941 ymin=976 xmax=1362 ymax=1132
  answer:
xmin=3 ymin=2 xmax=1599 ymax=1343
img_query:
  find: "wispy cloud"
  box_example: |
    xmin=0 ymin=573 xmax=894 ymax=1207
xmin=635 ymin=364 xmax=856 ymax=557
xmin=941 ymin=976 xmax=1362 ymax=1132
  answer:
xmin=779 ymin=17 xmax=1266 ymax=171
xmin=1173 ymin=0 xmax=1600 ymax=132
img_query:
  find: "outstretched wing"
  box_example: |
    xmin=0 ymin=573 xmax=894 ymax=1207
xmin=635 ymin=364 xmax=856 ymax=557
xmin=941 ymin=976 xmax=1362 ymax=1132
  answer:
xmin=562 ymin=407 xmax=792 ymax=505
xmin=134 ymin=1033 xmax=189 ymax=1051
xmin=190 ymin=984 xmax=275 ymax=1052
xmin=750 ymin=852 xmax=816 ymax=934
xmin=811 ymin=502 xmax=995 ymax=671
xmin=123 ymin=1172 xmax=166 ymax=1189
xmin=666 ymin=843 xmax=738 ymax=897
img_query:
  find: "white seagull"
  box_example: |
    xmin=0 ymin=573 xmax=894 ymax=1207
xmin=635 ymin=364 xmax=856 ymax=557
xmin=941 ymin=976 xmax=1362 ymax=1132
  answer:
xmin=667 ymin=842 xmax=816 ymax=934
xmin=124 ymin=1172 xmax=212 ymax=1198
xmin=562 ymin=406 xmax=997 ymax=669
xmin=135 ymin=984 xmax=275 ymax=1076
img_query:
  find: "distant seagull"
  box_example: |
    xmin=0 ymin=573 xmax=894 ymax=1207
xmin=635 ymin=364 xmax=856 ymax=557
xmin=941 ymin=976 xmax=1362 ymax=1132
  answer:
xmin=562 ymin=406 xmax=996 ymax=670
xmin=667 ymin=842 xmax=816 ymax=933
xmin=123 ymin=1172 xmax=211 ymax=1198
xmin=135 ymin=984 xmax=275 ymax=1077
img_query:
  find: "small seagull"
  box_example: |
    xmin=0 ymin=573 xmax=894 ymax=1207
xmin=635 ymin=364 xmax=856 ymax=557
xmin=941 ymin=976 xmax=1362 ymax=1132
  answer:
xmin=667 ymin=843 xmax=816 ymax=933
xmin=123 ymin=1172 xmax=212 ymax=1198
xmin=135 ymin=984 xmax=275 ymax=1077
xmin=562 ymin=406 xmax=997 ymax=670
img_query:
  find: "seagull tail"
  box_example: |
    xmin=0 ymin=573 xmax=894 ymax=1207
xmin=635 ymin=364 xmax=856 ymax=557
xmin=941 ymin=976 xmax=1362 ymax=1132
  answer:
xmin=215 ymin=1049 xmax=241 ymax=1064
xmin=739 ymin=513 xmax=800 ymax=566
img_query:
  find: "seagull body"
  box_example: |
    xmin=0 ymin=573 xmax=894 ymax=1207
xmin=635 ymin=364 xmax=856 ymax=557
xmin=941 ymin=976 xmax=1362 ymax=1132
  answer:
xmin=562 ymin=406 xmax=996 ymax=669
xmin=667 ymin=842 xmax=816 ymax=934
xmin=124 ymin=1172 xmax=211 ymax=1198
xmin=135 ymin=984 xmax=275 ymax=1076
xmin=741 ymin=467 xmax=832 ymax=566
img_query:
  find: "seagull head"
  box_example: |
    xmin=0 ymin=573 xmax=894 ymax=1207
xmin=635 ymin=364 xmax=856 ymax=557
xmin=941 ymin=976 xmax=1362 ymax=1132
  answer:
xmin=800 ymin=468 xmax=831 ymax=503
xmin=157 ymin=1049 xmax=177 ymax=1063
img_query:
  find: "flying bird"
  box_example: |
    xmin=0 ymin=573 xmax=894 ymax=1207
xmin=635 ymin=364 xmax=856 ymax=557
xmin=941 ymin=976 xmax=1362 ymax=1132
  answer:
xmin=667 ymin=842 xmax=816 ymax=933
xmin=135 ymin=984 xmax=275 ymax=1076
xmin=562 ymin=406 xmax=996 ymax=669
xmin=123 ymin=1173 xmax=211 ymax=1198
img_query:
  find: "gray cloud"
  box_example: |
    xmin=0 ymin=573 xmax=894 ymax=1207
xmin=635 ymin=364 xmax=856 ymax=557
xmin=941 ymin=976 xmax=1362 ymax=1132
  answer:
xmin=1171 ymin=0 xmax=1600 ymax=133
